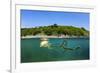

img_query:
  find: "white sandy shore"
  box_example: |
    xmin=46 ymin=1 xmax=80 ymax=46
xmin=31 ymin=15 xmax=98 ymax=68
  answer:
xmin=21 ymin=35 xmax=89 ymax=39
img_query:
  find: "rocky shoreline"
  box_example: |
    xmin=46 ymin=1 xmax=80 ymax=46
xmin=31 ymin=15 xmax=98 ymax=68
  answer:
xmin=21 ymin=35 xmax=89 ymax=39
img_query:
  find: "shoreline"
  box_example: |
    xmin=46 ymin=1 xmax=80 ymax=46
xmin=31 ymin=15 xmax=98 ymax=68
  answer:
xmin=21 ymin=35 xmax=89 ymax=39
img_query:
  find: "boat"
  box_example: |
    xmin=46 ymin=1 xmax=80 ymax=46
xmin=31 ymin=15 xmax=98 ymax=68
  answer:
xmin=40 ymin=37 xmax=49 ymax=47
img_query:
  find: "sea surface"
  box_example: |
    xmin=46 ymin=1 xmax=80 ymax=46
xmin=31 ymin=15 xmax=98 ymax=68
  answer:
xmin=21 ymin=38 xmax=89 ymax=63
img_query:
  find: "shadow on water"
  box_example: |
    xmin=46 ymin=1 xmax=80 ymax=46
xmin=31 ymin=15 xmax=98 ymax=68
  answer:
xmin=44 ymin=38 xmax=82 ymax=60
xmin=48 ymin=38 xmax=81 ymax=52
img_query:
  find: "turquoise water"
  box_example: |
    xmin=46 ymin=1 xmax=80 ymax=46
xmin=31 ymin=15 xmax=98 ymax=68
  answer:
xmin=21 ymin=38 xmax=89 ymax=63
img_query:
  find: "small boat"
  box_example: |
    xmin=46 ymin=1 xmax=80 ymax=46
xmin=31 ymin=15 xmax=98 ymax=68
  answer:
xmin=40 ymin=38 xmax=48 ymax=41
xmin=40 ymin=37 xmax=49 ymax=47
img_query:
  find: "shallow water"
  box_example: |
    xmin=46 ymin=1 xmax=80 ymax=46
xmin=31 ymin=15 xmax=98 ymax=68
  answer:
xmin=21 ymin=38 xmax=89 ymax=63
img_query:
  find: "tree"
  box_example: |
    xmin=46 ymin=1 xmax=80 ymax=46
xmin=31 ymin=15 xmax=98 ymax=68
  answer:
xmin=50 ymin=24 xmax=58 ymax=28
xmin=53 ymin=23 xmax=58 ymax=27
xmin=81 ymin=27 xmax=86 ymax=31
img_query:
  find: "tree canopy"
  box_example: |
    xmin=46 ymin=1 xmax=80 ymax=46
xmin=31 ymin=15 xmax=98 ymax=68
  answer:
xmin=21 ymin=24 xmax=89 ymax=37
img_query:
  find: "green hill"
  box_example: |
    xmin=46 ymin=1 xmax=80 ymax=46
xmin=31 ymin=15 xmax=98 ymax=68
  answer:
xmin=21 ymin=24 xmax=89 ymax=37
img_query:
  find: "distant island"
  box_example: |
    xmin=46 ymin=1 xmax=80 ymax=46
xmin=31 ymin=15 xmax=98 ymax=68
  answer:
xmin=21 ymin=24 xmax=89 ymax=38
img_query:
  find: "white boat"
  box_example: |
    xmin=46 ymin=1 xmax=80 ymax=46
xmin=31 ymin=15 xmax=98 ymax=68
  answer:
xmin=40 ymin=37 xmax=49 ymax=47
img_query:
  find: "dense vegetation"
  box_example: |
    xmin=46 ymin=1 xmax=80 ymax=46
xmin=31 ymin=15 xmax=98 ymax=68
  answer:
xmin=21 ymin=24 xmax=89 ymax=37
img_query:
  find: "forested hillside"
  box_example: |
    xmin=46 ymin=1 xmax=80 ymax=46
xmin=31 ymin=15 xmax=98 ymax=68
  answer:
xmin=21 ymin=24 xmax=89 ymax=37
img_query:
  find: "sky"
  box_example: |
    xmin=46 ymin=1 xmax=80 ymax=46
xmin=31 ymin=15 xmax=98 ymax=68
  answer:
xmin=21 ymin=9 xmax=90 ymax=30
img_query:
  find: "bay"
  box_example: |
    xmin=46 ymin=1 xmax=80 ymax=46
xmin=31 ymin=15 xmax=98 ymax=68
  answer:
xmin=21 ymin=38 xmax=89 ymax=63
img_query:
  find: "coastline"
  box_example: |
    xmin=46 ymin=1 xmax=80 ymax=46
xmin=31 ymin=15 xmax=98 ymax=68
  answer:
xmin=21 ymin=35 xmax=89 ymax=39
